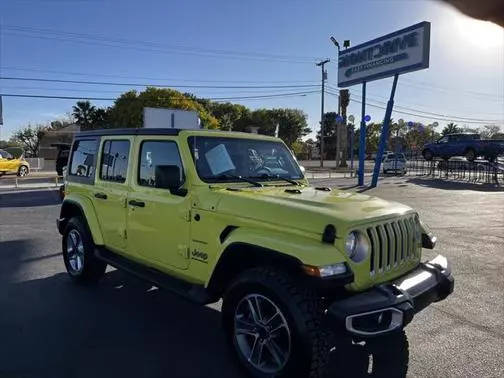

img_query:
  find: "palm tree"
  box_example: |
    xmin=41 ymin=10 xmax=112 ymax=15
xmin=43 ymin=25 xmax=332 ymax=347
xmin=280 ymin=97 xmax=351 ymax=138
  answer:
xmin=441 ymin=122 xmax=461 ymax=136
xmin=72 ymin=101 xmax=96 ymax=130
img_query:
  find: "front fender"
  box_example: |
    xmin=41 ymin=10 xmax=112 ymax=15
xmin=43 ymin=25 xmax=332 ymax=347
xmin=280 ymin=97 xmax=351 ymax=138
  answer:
xmin=61 ymin=193 xmax=104 ymax=245
xmin=210 ymin=227 xmax=347 ymax=278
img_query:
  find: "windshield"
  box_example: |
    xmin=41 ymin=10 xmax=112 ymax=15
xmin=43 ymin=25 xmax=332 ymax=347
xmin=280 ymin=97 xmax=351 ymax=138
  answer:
xmin=188 ymin=136 xmax=303 ymax=183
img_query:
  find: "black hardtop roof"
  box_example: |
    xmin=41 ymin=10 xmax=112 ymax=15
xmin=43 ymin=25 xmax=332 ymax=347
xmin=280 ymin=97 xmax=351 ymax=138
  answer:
xmin=75 ymin=128 xmax=181 ymax=137
xmin=447 ymin=133 xmax=479 ymax=136
xmin=74 ymin=128 xmax=279 ymax=140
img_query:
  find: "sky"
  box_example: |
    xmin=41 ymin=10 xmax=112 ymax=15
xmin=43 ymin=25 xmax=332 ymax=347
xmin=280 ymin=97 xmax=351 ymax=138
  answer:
xmin=0 ymin=0 xmax=503 ymax=141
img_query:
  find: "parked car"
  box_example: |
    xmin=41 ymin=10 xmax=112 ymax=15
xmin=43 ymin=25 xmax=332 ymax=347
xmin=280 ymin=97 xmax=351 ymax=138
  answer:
xmin=57 ymin=128 xmax=453 ymax=378
xmin=0 ymin=149 xmax=30 ymax=177
xmin=422 ymin=133 xmax=504 ymax=162
xmin=383 ymin=153 xmax=407 ymax=174
xmin=51 ymin=143 xmax=71 ymax=176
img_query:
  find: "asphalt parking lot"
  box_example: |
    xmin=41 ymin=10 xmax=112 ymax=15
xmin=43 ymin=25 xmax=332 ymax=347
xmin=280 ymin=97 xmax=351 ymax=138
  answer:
xmin=0 ymin=176 xmax=503 ymax=378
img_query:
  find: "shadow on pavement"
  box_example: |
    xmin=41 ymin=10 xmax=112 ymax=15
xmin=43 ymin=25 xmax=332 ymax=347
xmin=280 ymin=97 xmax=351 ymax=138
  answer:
xmin=0 ymin=269 xmax=239 ymax=378
xmin=405 ymin=177 xmax=503 ymax=192
xmin=0 ymin=266 xmax=409 ymax=378
xmin=0 ymin=189 xmax=61 ymax=208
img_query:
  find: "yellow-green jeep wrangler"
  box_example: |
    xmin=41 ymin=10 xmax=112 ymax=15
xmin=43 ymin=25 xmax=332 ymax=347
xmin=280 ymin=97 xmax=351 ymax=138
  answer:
xmin=57 ymin=128 xmax=454 ymax=378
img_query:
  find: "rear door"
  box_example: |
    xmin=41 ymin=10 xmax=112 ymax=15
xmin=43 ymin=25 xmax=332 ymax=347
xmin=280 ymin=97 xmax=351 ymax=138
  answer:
xmin=126 ymin=136 xmax=191 ymax=270
xmin=92 ymin=137 xmax=134 ymax=253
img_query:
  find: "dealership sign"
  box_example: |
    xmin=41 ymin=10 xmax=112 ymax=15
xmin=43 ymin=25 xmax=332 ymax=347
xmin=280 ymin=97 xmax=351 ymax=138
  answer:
xmin=338 ymin=22 xmax=430 ymax=87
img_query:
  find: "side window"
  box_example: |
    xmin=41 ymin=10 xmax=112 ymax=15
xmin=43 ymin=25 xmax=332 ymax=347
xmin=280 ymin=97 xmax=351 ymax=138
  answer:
xmin=138 ymin=141 xmax=184 ymax=188
xmin=438 ymin=137 xmax=448 ymax=144
xmin=100 ymin=140 xmax=130 ymax=183
xmin=69 ymin=140 xmax=97 ymax=178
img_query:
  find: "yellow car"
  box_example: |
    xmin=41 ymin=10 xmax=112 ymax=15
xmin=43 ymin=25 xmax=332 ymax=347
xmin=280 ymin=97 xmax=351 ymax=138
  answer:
xmin=0 ymin=149 xmax=30 ymax=177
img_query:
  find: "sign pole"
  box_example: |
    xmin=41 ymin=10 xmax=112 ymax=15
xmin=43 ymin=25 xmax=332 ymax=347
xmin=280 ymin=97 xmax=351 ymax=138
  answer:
xmin=371 ymin=74 xmax=399 ymax=188
xmin=358 ymin=82 xmax=366 ymax=186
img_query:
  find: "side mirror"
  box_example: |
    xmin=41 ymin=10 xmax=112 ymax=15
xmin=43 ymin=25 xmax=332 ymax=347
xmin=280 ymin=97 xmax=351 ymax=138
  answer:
xmin=155 ymin=165 xmax=187 ymax=196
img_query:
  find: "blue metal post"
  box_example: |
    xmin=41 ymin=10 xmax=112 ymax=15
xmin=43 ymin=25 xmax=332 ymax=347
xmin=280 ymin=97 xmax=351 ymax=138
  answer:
xmin=350 ymin=125 xmax=354 ymax=175
xmin=371 ymin=74 xmax=399 ymax=188
xmin=358 ymin=82 xmax=366 ymax=186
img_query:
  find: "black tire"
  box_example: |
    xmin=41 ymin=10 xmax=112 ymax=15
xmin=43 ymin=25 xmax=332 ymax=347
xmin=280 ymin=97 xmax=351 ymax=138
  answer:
xmin=62 ymin=217 xmax=106 ymax=283
xmin=367 ymin=330 xmax=409 ymax=377
xmin=17 ymin=165 xmax=29 ymax=177
xmin=465 ymin=148 xmax=476 ymax=162
xmin=422 ymin=149 xmax=433 ymax=161
xmin=222 ymin=267 xmax=329 ymax=378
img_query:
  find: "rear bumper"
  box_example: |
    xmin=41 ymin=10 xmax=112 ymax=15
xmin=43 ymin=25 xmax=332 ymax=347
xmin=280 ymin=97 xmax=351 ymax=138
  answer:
xmin=326 ymin=255 xmax=454 ymax=338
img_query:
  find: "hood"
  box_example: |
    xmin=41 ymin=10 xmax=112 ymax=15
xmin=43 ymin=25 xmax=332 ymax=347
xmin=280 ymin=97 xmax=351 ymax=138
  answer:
xmin=214 ymin=186 xmax=414 ymax=236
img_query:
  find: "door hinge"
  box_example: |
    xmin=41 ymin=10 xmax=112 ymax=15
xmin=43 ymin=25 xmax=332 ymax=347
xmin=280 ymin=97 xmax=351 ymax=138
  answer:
xmin=177 ymin=246 xmax=190 ymax=259
xmin=123 ymin=229 xmax=128 ymax=239
xmin=186 ymin=210 xmax=191 ymax=222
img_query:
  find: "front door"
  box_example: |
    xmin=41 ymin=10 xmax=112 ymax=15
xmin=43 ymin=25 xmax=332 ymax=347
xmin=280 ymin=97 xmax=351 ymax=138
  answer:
xmin=93 ymin=137 xmax=133 ymax=253
xmin=126 ymin=138 xmax=191 ymax=270
xmin=0 ymin=150 xmax=17 ymax=172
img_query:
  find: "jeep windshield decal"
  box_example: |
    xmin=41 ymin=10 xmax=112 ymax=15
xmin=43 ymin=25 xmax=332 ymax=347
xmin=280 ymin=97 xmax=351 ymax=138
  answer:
xmin=188 ymin=136 xmax=303 ymax=184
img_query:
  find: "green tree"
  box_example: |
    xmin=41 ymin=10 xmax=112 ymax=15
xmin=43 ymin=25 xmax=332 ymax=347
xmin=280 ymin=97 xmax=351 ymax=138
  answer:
xmin=187 ymin=94 xmax=249 ymax=131
xmin=316 ymin=112 xmax=338 ymax=158
xmin=108 ymin=87 xmax=219 ymax=129
xmin=441 ymin=122 xmax=461 ymax=136
xmin=479 ymin=125 xmax=501 ymax=139
xmin=0 ymin=140 xmax=19 ymax=149
xmin=234 ymin=108 xmax=310 ymax=148
xmin=72 ymin=101 xmax=97 ymax=129
xmin=10 ymin=124 xmax=47 ymax=157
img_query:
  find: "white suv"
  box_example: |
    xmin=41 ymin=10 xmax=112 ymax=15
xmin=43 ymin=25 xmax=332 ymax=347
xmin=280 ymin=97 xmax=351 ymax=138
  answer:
xmin=383 ymin=153 xmax=407 ymax=174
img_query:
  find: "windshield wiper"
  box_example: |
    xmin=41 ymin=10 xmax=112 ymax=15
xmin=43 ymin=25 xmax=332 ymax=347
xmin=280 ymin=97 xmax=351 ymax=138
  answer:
xmin=252 ymin=174 xmax=300 ymax=186
xmin=216 ymin=174 xmax=263 ymax=187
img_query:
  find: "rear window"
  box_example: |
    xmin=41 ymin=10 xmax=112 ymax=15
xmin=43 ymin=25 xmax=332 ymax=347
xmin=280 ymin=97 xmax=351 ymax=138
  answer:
xmin=69 ymin=139 xmax=98 ymax=179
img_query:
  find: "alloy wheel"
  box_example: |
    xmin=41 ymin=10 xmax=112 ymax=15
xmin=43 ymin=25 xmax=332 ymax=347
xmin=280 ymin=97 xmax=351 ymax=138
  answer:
xmin=234 ymin=293 xmax=291 ymax=374
xmin=66 ymin=229 xmax=85 ymax=274
xmin=19 ymin=166 xmax=28 ymax=177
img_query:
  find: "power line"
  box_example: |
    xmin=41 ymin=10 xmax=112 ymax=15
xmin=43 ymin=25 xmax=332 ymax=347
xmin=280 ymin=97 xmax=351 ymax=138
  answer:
xmin=0 ymin=90 xmax=319 ymax=102
xmin=326 ymin=85 xmax=503 ymax=122
xmin=1 ymin=84 xmax=320 ymax=95
xmin=325 ymin=90 xmax=503 ymax=125
xmin=1 ymin=66 xmax=320 ymax=84
xmin=328 ymin=79 xmax=504 ymax=102
xmin=3 ymin=25 xmax=322 ymax=64
xmin=4 ymin=25 xmax=321 ymax=61
xmin=0 ymin=76 xmax=320 ymax=90
xmin=399 ymin=77 xmax=504 ymax=100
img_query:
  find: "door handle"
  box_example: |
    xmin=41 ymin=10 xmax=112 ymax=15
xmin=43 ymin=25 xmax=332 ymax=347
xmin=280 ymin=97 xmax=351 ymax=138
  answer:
xmin=94 ymin=192 xmax=108 ymax=200
xmin=128 ymin=200 xmax=145 ymax=208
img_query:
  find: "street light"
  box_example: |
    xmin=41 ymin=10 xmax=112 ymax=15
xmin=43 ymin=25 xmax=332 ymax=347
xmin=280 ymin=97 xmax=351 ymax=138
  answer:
xmin=330 ymin=36 xmax=340 ymax=51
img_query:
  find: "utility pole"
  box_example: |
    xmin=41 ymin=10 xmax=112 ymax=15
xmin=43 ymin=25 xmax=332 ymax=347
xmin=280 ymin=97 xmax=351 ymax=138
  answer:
xmin=316 ymin=59 xmax=330 ymax=168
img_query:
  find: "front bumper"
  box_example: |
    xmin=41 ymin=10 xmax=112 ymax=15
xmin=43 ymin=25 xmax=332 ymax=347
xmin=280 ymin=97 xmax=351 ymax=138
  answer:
xmin=326 ymin=255 xmax=454 ymax=338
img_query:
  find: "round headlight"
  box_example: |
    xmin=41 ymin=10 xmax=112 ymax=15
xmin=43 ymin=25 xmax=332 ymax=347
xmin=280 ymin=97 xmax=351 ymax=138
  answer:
xmin=344 ymin=231 xmax=370 ymax=262
xmin=345 ymin=232 xmax=357 ymax=258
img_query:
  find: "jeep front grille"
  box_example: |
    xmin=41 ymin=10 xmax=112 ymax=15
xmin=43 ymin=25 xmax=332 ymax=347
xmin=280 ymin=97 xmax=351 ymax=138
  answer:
xmin=366 ymin=216 xmax=419 ymax=276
